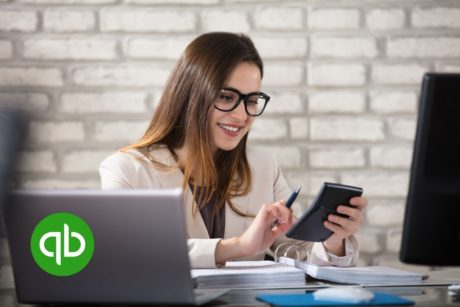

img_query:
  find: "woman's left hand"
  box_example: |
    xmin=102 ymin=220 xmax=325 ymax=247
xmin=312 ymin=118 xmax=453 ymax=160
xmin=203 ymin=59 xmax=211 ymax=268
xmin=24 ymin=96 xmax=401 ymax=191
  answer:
xmin=323 ymin=196 xmax=368 ymax=256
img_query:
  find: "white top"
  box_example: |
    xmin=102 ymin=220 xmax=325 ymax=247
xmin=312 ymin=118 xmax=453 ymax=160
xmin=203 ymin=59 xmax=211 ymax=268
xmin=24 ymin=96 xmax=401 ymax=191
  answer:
xmin=99 ymin=145 xmax=359 ymax=268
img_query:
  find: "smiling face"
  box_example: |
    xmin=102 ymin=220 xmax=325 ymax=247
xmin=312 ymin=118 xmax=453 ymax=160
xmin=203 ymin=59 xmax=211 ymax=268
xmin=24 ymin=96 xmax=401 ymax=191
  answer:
xmin=209 ymin=62 xmax=262 ymax=152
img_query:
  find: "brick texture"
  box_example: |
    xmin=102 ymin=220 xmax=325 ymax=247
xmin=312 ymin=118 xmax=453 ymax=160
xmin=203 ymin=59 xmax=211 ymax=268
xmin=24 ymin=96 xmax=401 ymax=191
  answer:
xmin=0 ymin=41 xmax=13 ymax=59
xmin=2 ymin=1 xmax=460 ymax=302
xmin=43 ymin=9 xmax=96 ymax=32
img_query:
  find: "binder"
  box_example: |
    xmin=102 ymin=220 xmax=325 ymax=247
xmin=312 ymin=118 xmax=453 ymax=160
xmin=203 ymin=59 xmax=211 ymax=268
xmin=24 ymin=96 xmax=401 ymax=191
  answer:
xmin=274 ymin=243 xmax=423 ymax=286
xmin=191 ymin=260 xmax=308 ymax=289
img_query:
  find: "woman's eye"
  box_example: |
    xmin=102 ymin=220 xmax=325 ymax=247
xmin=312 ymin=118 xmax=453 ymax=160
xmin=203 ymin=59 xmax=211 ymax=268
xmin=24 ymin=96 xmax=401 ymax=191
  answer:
xmin=220 ymin=95 xmax=234 ymax=101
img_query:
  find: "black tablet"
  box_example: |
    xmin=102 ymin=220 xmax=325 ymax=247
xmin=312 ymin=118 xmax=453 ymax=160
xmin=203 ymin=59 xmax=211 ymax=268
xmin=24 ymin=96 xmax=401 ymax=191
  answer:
xmin=286 ymin=182 xmax=363 ymax=242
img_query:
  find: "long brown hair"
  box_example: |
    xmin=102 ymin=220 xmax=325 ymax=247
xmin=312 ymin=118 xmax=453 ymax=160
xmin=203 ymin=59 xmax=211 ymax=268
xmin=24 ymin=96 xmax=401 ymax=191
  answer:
xmin=124 ymin=32 xmax=264 ymax=217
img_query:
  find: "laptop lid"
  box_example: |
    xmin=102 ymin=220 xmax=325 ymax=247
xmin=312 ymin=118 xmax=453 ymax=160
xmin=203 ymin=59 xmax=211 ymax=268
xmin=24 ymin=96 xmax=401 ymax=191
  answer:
xmin=4 ymin=189 xmax=198 ymax=304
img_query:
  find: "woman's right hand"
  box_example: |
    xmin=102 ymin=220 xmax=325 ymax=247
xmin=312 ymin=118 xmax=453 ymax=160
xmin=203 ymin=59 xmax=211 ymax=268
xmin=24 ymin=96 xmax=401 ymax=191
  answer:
xmin=215 ymin=201 xmax=294 ymax=265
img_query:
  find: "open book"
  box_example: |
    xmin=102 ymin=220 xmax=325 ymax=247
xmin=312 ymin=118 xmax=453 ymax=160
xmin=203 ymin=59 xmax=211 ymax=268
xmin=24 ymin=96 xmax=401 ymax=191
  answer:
xmin=191 ymin=260 xmax=307 ymax=289
xmin=279 ymin=257 xmax=424 ymax=285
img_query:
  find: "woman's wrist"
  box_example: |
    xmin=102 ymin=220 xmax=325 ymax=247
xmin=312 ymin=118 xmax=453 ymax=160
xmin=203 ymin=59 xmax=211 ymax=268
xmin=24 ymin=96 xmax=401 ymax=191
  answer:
xmin=215 ymin=236 xmax=249 ymax=265
xmin=323 ymin=239 xmax=345 ymax=257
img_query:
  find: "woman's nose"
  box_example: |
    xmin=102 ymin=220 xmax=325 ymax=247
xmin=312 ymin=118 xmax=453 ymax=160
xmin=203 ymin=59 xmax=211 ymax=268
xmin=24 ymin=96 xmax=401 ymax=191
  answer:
xmin=230 ymin=100 xmax=248 ymax=120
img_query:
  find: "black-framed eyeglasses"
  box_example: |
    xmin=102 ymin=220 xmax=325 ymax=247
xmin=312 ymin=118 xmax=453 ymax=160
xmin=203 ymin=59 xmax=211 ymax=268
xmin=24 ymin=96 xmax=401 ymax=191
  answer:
xmin=214 ymin=87 xmax=270 ymax=117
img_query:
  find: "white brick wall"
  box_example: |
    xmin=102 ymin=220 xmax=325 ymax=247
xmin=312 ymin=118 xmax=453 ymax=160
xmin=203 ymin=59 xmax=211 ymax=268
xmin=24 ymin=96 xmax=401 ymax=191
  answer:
xmin=342 ymin=172 xmax=409 ymax=197
xmin=356 ymin=230 xmax=381 ymax=254
xmin=72 ymin=65 xmax=171 ymax=86
xmin=370 ymin=91 xmax=417 ymax=114
xmin=369 ymin=145 xmax=412 ymax=169
xmin=23 ymin=38 xmax=118 ymax=60
xmin=93 ymin=121 xmax=149 ymax=142
xmin=372 ymin=63 xmax=429 ymax=85
xmin=254 ymin=6 xmax=304 ymax=30
xmin=310 ymin=117 xmax=384 ymax=141
xmin=386 ymin=229 xmax=402 ymax=253
xmin=366 ymin=9 xmax=405 ymax=30
xmin=249 ymin=118 xmax=288 ymax=140
xmin=387 ymin=37 xmax=460 ymax=58
xmin=62 ymin=150 xmax=114 ymax=173
xmin=29 ymin=121 xmax=85 ymax=142
xmin=387 ymin=117 xmax=417 ymax=141
xmin=21 ymin=179 xmax=101 ymax=189
xmin=19 ymin=0 xmax=115 ymax=3
xmin=2 ymin=2 xmax=459 ymax=301
xmin=309 ymin=9 xmax=360 ymax=29
xmin=0 ymin=68 xmax=63 ymax=86
xmin=0 ymin=41 xmax=12 ymax=59
xmin=17 ymin=151 xmax=57 ymax=173
xmin=309 ymin=91 xmax=366 ymax=113
xmin=412 ymin=7 xmax=460 ymax=28
xmin=101 ymin=9 xmax=196 ymax=32
xmin=308 ymin=63 xmax=366 ymax=86
xmin=366 ymin=199 xmax=405 ymax=226
xmin=265 ymin=92 xmax=304 ymax=114
xmin=309 ymin=148 xmax=365 ymax=168
xmin=256 ymin=145 xmax=302 ymax=168
xmin=311 ymin=36 xmax=378 ymax=59
xmin=264 ymin=63 xmax=304 ymax=86
xmin=0 ymin=93 xmax=49 ymax=111
xmin=289 ymin=117 xmax=308 ymax=139
xmin=201 ymin=10 xmax=249 ymax=32
xmin=43 ymin=9 xmax=96 ymax=32
xmin=125 ymin=36 xmax=192 ymax=59
xmin=253 ymin=37 xmax=307 ymax=59
xmin=60 ymin=92 xmax=147 ymax=113
xmin=0 ymin=10 xmax=37 ymax=32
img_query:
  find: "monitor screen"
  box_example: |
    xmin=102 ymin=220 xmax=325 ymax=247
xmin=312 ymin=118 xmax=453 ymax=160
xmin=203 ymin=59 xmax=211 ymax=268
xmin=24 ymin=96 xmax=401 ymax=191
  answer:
xmin=400 ymin=73 xmax=460 ymax=266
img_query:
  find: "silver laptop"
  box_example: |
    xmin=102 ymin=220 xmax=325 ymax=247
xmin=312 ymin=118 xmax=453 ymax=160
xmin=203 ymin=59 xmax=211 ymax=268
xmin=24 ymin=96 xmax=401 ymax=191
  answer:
xmin=3 ymin=189 xmax=227 ymax=305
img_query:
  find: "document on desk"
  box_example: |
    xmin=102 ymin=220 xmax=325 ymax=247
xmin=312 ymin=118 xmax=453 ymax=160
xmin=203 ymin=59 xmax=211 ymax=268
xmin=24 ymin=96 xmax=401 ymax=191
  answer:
xmin=279 ymin=257 xmax=424 ymax=286
xmin=191 ymin=260 xmax=319 ymax=289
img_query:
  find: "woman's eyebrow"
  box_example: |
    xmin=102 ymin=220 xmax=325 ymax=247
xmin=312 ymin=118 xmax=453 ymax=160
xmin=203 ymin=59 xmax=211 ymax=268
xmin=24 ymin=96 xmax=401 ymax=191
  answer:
xmin=223 ymin=86 xmax=260 ymax=95
xmin=223 ymin=86 xmax=241 ymax=93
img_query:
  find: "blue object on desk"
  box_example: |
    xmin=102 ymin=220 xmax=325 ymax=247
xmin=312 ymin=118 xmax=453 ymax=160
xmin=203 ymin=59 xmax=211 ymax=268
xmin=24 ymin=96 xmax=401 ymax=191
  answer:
xmin=256 ymin=291 xmax=414 ymax=306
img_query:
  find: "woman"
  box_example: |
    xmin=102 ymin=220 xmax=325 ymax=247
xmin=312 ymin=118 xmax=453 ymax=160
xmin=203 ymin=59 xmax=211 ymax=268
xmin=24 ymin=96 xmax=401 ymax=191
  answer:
xmin=100 ymin=32 xmax=367 ymax=268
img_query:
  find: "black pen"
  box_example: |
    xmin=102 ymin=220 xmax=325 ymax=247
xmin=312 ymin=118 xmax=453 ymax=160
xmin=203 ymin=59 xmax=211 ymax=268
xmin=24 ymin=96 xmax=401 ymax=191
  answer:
xmin=273 ymin=186 xmax=301 ymax=227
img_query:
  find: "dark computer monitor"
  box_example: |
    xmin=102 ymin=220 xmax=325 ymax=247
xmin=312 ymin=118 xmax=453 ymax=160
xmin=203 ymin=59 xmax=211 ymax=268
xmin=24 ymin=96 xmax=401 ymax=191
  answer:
xmin=0 ymin=107 xmax=26 ymax=218
xmin=400 ymin=73 xmax=460 ymax=266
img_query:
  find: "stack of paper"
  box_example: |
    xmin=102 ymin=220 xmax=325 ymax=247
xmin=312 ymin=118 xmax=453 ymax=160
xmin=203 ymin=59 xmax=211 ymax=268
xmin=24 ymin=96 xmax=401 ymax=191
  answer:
xmin=280 ymin=257 xmax=423 ymax=285
xmin=191 ymin=260 xmax=306 ymax=289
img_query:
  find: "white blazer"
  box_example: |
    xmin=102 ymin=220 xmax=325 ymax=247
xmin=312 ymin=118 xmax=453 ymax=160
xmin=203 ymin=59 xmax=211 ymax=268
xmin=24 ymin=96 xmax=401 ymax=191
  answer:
xmin=99 ymin=145 xmax=359 ymax=268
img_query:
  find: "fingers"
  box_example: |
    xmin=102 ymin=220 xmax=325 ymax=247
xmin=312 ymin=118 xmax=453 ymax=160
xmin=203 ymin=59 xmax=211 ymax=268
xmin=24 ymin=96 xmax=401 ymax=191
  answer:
xmin=324 ymin=196 xmax=368 ymax=239
xmin=273 ymin=201 xmax=293 ymax=225
xmin=349 ymin=196 xmax=368 ymax=209
xmin=263 ymin=201 xmax=293 ymax=233
xmin=324 ymin=214 xmax=355 ymax=238
xmin=336 ymin=205 xmax=361 ymax=222
xmin=324 ymin=220 xmax=352 ymax=239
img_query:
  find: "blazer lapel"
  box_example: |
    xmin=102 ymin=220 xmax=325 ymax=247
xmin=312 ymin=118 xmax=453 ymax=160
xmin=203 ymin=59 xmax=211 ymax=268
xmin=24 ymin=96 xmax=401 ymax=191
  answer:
xmin=142 ymin=147 xmax=210 ymax=239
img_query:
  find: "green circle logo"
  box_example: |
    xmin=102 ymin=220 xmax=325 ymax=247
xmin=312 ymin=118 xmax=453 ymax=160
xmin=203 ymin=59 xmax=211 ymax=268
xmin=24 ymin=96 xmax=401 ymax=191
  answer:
xmin=30 ymin=212 xmax=94 ymax=277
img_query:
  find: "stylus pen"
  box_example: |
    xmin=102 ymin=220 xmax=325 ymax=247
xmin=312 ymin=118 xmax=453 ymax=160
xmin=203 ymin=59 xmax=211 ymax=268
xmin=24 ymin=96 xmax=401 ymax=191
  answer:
xmin=285 ymin=186 xmax=301 ymax=209
xmin=273 ymin=186 xmax=301 ymax=227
